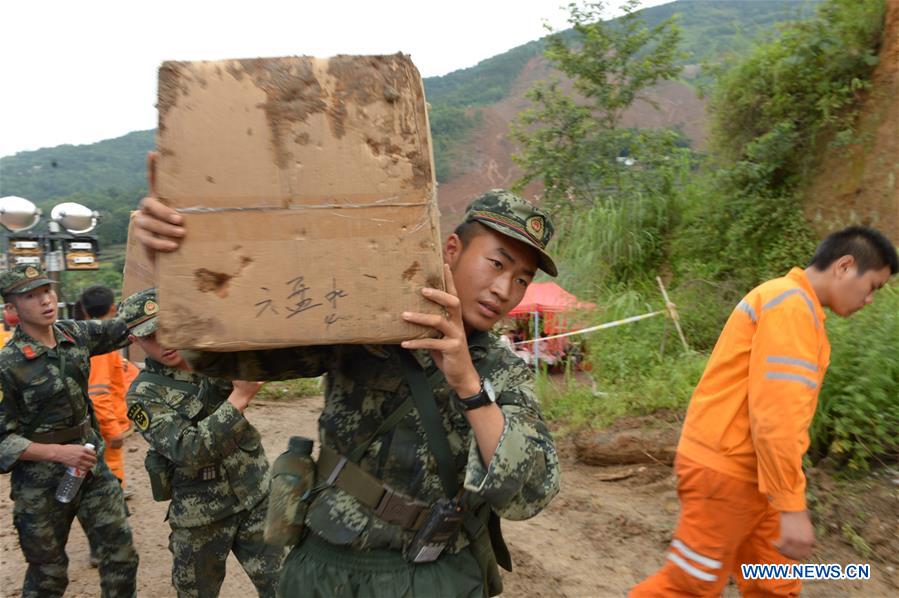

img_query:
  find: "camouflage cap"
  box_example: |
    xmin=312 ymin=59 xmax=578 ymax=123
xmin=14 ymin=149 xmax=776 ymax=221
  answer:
xmin=0 ymin=263 xmax=57 ymax=300
xmin=463 ymin=189 xmax=557 ymax=276
xmin=118 ymin=287 xmax=160 ymax=337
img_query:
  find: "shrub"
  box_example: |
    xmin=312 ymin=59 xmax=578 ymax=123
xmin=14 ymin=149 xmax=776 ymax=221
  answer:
xmin=810 ymin=283 xmax=899 ymax=471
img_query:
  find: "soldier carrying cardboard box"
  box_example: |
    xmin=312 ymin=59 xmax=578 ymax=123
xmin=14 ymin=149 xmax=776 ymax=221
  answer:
xmin=135 ymin=182 xmax=562 ymax=597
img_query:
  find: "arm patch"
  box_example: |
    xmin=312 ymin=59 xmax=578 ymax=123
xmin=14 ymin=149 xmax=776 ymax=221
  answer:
xmin=127 ymin=402 xmax=151 ymax=431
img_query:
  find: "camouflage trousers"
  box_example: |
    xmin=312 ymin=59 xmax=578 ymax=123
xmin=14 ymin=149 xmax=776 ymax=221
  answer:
xmin=277 ymin=533 xmax=485 ymax=598
xmin=10 ymin=458 xmax=138 ymax=598
xmin=168 ymin=497 xmax=283 ymax=597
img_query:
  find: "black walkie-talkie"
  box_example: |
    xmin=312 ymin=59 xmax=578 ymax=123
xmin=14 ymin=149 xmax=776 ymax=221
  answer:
xmin=405 ymin=497 xmax=465 ymax=563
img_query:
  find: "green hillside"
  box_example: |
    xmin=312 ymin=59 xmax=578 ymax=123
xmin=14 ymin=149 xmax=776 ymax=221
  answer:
xmin=0 ymin=130 xmax=154 ymax=202
xmin=0 ymin=0 xmax=818 ymax=248
xmin=638 ymin=0 xmax=819 ymax=61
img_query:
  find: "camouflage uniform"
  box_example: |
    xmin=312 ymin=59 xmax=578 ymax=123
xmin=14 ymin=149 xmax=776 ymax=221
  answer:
xmin=185 ymin=191 xmax=562 ymax=597
xmin=0 ymin=265 xmax=138 ymax=598
xmin=120 ymin=289 xmax=282 ymax=598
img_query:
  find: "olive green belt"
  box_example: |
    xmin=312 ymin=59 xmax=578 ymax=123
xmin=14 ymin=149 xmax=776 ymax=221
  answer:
xmin=316 ymin=444 xmax=431 ymax=531
xmin=26 ymin=416 xmax=92 ymax=445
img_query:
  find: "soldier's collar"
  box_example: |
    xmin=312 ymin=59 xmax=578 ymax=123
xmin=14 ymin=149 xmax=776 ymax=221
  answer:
xmin=11 ymin=326 xmax=51 ymax=360
xmin=144 ymin=357 xmax=168 ymax=374
xmin=53 ymin=323 xmax=77 ymax=345
xmin=467 ymin=329 xmax=491 ymax=360
xmin=145 ymin=356 xmax=199 ymax=383
xmin=10 ymin=325 xmax=86 ymax=360
xmin=16 ymin=340 xmax=45 ymax=360
xmin=9 ymin=323 xmax=75 ymax=360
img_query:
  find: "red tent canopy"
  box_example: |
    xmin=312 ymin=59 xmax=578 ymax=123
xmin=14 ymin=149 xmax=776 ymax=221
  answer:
xmin=508 ymin=282 xmax=595 ymax=317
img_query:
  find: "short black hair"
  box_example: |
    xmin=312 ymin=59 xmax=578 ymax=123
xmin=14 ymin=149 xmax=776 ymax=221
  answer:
xmin=79 ymin=285 xmax=115 ymax=318
xmin=453 ymin=219 xmax=491 ymax=248
xmin=72 ymin=301 xmax=88 ymax=321
xmin=808 ymin=226 xmax=898 ymax=275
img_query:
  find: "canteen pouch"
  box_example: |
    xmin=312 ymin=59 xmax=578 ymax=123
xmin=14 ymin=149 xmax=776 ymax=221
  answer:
xmin=264 ymin=441 xmax=317 ymax=547
xmin=145 ymin=449 xmax=173 ymax=502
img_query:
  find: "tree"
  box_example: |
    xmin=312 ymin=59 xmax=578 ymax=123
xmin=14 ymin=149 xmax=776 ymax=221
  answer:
xmin=511 ymin=0 xmax=684 ymax=213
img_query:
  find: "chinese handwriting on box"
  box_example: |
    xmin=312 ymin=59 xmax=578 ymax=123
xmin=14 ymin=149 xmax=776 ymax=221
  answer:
xmin=256 ymin=276 xmax=349 ymax=328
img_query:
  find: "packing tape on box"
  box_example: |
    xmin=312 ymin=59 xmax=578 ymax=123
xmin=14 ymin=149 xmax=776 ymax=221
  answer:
xmin=176 ymin=198 xmax=431 ymax=214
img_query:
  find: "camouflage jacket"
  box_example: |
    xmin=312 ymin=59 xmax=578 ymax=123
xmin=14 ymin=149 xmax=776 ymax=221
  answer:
xmin=0 ymin=319 xmax=129 ymax=491
xmin=186 ymin=330 xmax=561 ymax=552
xmin=126 ymin=358 xmax=270 ymax=528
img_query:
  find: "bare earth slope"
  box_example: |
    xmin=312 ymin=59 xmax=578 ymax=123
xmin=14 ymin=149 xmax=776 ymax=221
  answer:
xmin=436 ymin=55 xmax=708 ymax=234
xmin=803 ymin=0 xmax=899 ymax=240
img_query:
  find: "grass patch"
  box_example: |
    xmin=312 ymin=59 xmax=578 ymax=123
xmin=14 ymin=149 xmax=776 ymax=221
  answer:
xmin=536 ymin=285 xmax=708 ymax=432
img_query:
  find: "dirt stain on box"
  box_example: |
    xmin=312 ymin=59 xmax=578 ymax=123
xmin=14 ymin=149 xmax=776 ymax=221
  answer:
xmin=194 ymin=256 xmax=253 ymax=298
xmin=402 ymin=261 xmax=421 ymax=281
xmin=239 ymin=57 xmax=328 ymax=169
xmin=157 ymin=61 xmax=192 ymax=132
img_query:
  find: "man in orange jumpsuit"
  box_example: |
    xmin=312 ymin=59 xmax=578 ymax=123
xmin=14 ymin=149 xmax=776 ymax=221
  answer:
xmin=78 ymin=285 xmax=132 ymax=492
xmin=121 ymin=357 xmax=139 ymax=391
xmin=631 ymin=226 xmax=898 ymax=597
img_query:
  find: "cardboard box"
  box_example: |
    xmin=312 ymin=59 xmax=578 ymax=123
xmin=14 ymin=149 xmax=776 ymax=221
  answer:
xmin=121 ymin=211 xmax=155 ymax=363
xmin=155 ymin=54 xmax=444 ymax=350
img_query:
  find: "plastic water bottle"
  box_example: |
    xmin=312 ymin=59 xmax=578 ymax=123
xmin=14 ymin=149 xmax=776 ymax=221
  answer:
xmin=55 ymin=443 xmax=95 ymax=503
xmin=264 ymin=436 xmax=316 ymax=546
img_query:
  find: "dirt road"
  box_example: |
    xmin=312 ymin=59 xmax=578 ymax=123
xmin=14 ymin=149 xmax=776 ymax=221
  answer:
xmin=1 ymin=395 xmax=894 ymax=597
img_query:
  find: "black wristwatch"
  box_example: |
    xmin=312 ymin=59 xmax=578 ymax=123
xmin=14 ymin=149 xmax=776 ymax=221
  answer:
xmin=454 ymin=378 xmax=496 ymax=411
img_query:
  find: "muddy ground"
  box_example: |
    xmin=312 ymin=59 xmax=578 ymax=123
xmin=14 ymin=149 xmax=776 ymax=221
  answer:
xmin=1 ymin=394 xmax=896 ymax=597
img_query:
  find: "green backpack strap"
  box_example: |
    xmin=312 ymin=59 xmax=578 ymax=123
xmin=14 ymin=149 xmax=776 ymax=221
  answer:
xmin=400 ymin=344 xmax=513 ymax=585
xmin=134 ymin=371 xmax=201 ymax=395
xmin=396 ymin=348 xmax=460 ymax=498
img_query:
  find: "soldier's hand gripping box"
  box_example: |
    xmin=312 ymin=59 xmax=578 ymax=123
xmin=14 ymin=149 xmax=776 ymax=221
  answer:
xmin=154 ymin=54 xmax=444 ymax=350
xmin=122 ymin=211 xmax=155 ymax=363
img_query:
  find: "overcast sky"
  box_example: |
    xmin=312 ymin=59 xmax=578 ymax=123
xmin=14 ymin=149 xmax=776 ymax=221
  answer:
xmin=0 ymin=0 xmax=671 ymax=159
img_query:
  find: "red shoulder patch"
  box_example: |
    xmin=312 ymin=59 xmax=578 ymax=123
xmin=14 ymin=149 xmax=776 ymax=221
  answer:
xmin=22 ymin=345 xmax=36 ymax=359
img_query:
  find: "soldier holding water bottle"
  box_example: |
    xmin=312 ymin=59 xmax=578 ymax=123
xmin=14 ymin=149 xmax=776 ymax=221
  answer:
xmin=0 ymin=263 xmax=138 ymax=598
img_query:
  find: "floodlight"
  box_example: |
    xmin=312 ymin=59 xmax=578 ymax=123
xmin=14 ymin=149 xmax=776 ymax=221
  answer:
xmin=51 ymin=202 xmax=98 ymax=234
xmin=0 ymin=196 xmax=42 ymax=232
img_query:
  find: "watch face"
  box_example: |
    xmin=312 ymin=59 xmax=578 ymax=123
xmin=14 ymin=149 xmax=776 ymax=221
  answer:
xmin=457 ymin=377 xmax=496 ymax=410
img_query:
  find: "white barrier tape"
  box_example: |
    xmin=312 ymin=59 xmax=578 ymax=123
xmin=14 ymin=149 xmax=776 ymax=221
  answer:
xmin=513 ymin=309 xmax=666 ymax=346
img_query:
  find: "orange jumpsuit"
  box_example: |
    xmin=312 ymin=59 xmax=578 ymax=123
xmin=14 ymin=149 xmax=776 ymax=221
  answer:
xmin=122 ymin=358 xmax=139 ymax=395
xmin=88 ymin=351 xmax=131 ymax=484
xmin=632 ymin=268 xmax=830 ymax=597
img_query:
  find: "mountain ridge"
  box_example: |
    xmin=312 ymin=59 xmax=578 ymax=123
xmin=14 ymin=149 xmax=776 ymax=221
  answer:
xmin=0 ymin=0 xmax=820 ymax=245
